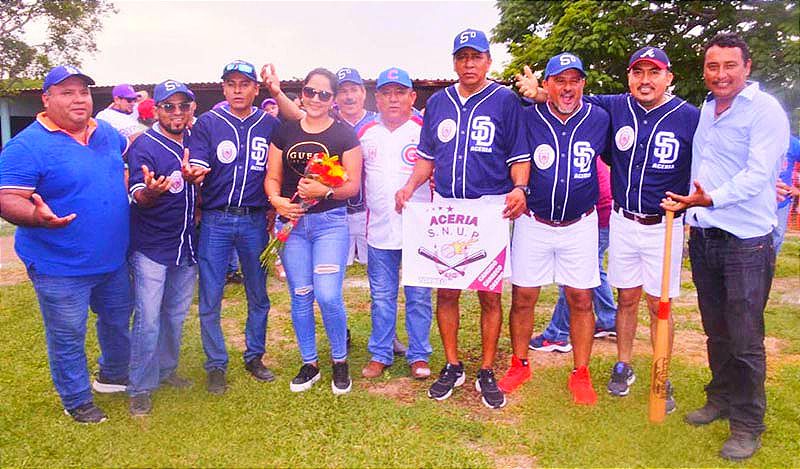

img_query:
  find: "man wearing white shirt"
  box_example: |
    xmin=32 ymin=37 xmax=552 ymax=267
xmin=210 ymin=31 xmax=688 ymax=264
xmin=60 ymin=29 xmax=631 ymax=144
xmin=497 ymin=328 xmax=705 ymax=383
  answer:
xmin=96 ymin=83 xmax=146 ymax=140
xmin=663 ymin=33 xmax=790 ymax=461
xmin=360 ymin=67 xmax=433 ymax=380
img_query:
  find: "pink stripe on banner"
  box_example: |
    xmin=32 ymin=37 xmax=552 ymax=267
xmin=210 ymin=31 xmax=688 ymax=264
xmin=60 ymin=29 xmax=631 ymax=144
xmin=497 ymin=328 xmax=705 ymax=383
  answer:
xmin=468 ymin=248 xmax=506 ymax=293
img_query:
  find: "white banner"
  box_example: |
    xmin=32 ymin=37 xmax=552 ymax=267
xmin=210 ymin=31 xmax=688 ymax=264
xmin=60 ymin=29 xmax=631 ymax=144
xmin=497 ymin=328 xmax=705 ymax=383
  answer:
xmin=401 ymin=199 xmax=510 ymax=293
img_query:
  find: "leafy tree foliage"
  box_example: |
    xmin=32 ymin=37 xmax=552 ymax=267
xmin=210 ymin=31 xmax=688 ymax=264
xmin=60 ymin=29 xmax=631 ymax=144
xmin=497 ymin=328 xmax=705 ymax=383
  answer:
xmin=0 ymin=0 xmax=116 ymax=94
xmin=493 ymin=0 xmax=799 ymax=119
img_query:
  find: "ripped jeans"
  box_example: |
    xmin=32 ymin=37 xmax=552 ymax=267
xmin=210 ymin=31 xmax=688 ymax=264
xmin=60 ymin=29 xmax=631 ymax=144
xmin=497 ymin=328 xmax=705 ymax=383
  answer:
xmin=279 ymin=207 xmax=350 ymax=363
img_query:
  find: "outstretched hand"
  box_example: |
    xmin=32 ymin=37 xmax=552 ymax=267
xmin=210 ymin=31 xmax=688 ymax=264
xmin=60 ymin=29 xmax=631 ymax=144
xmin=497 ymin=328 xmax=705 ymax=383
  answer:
xmin=515 ymin=65 xmax=540 ymax=100
xmin=661 ymin=180 xmax=713 ymax=212
xmin=142 ymin=165 xmax=172 ymax=195
xmin=181 ymin=148 xmax=210 ymax=184
xmin=261 ymin=63 xmax=282 ymax=96
xmin=31 ymin=193 xmax=76 ymax=228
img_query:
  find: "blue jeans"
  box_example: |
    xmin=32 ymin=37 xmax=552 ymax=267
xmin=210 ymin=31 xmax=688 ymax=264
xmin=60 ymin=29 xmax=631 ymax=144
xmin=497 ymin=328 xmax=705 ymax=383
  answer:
xmin=689 ymin=227 xmax=774 ymax=435
xmin=772 ymin=202 xmax=791 ymax=254
xmin=367 ymin=245 xmax=432 ymax=365
xmin=27 ymin=263 xmax=132 ymax=411
xmin=279 ymin=207 xmax=349 ymax=363
xmin=128 ymin=251 xmax=196 ymax=396
xmin=542 ymin=226 xmax=617 ymax=342
xmin=198 ymin=210 xmax=269 ymax=371
xmin=228 ymin=249 xmax=240 ymax=273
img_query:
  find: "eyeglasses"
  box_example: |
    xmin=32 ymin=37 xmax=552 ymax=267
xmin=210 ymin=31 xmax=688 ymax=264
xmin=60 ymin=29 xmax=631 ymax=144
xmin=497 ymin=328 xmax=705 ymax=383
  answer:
xmin=302 ymin=86 xmax=333 ymax=102
xmin=224 ymin=62 xmax=255 ymax=74
xmin=158 ymin=102 xmax=192 ymax=113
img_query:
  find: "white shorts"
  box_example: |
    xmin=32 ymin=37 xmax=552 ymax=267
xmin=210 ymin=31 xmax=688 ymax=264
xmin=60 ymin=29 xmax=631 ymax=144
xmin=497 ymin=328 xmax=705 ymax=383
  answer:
xmin=510 ymin=210 xmax=600 ymax=289
xmin=608 ymin=209 xmax=684 ymax=298
xmin=347 ymin=210 xmax=368 ymax=265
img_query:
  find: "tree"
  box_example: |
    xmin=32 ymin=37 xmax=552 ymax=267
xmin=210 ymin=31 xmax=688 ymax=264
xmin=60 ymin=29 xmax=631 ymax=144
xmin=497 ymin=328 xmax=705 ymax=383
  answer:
xmin=493 ymin=0 xmax=799 ymax=120
xmin=0 ymin=0 xmax=116 ymax=94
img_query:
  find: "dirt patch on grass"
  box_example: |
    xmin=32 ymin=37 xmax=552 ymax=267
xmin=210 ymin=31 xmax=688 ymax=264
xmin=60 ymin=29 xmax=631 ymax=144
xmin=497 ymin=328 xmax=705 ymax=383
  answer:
xmin=465 ymin=441 xmax=538 ymax=469
xmin=363 ymin=377 xmax=419 ymax=405
xmin=0 ymin=236 xmax=27 ymax=286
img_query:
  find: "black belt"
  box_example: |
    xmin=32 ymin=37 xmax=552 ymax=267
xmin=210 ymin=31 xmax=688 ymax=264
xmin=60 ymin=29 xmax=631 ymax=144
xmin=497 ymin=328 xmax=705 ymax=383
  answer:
xmin=690 ymin=227 xmax=734 ymax=240
xmin=613 ymin=202 xmax=664 ymax=226
xmin=533 ymin=207 xmax=594 ymax=227
xmin=215 ymin=206 xmax=263 ymax=216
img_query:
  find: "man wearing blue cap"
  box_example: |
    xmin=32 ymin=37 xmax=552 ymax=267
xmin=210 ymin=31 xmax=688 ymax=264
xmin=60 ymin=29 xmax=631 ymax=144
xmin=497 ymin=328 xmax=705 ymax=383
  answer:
xmin=0 ymin=66 xmax=132 ymax=423
xmin=186 ymin=60 xmax=280 ymax=394
xmin=395 ymin=29 xmax=531 ymax=409
xmin=126 ymin=80 xmax=199 ymax=416
xmin=503 ymin=52 xmax=610 ymax=405
xmin=96 ymin=83 xmax=146 ymax=139
xmin=517 ymin=46 xmax=699 ymax=411
xmin=360 ymin=67 xmax=433 ymax=381
xmin=335 ymin=67 xmax=375 ymax=268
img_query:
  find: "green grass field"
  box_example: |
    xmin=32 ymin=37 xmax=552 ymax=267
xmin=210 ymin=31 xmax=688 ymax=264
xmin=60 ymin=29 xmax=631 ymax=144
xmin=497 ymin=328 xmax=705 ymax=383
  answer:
xmin=0 ymin=237 xmax=798 ymax=467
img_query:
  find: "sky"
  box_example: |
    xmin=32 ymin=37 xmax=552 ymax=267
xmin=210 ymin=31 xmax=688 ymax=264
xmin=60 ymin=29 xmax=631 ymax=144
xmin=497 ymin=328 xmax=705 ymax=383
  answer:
xmin=79 ymin=0 xmax=512 ymax=86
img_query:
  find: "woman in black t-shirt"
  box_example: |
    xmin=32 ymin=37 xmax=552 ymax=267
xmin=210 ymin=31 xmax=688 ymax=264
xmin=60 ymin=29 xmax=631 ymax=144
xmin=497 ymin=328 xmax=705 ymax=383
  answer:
xmin=265 ymin=68 xmax=362 ymax=395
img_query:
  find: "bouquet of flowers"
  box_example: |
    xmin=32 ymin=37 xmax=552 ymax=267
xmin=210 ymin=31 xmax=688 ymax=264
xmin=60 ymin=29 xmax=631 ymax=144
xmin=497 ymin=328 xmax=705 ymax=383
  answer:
xmin=260 ymin=152 xmax=348 ymax=268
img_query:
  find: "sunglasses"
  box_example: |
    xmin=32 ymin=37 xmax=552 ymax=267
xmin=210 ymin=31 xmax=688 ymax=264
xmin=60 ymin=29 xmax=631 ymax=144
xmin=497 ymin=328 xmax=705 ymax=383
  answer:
xmin=123 ymin=97 xmax=137 ymax=103
xmin=302 ymin=86 xmax=333 ymax=102
xmin=224 ymin=62 xmax=255 ymax=74
xmin=158 ymin=102 xmax=192 ymax=113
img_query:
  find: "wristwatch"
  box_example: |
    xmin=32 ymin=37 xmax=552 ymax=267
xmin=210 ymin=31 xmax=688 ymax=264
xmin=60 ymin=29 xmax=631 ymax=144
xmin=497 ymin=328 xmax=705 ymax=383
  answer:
xmin=324 ymin=187 xmax=335 ymax=200
xmin=513 ymin=185 xmax=530 ymax=197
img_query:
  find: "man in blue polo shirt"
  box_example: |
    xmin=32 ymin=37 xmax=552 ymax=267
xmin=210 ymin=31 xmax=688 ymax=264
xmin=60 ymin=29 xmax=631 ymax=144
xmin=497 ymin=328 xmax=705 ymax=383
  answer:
xmin=126 ymin=80 xmax=198 ymax=416
xmin=187 ymin=60 xmax=280 ymax=394
xmin=0 ymin=66 xmax=131 ymax=424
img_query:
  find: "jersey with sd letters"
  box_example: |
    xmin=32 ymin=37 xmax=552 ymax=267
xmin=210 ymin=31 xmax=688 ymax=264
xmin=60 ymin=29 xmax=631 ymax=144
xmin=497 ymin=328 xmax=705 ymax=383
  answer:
xmin=525 ymin=102 xmax=610 ymax=221
xmin=188 ymin=104 xmax=279 ymax=210
xmin=417 ymin=82 xmax=530 ymax=199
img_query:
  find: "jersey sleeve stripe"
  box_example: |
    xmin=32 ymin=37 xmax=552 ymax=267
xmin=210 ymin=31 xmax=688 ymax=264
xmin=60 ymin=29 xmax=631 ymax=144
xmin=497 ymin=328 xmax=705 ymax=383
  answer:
xmin=506 ymin=153 xmax=531 ymax=165
xmin=189 ymin=159 xmax=210 ymax=168
xmin=416 ymin=148 xmax=434 ymax=160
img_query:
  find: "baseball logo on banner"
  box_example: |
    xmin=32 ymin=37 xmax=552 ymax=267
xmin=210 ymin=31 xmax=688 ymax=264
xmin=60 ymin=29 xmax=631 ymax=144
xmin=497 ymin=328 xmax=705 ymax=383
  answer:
xmin=401 ymin=199 xmax=509 ymax=293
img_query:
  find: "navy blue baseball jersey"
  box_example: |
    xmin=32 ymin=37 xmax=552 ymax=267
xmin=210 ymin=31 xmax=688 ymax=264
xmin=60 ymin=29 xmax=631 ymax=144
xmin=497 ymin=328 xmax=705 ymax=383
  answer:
xmin=417 ymin=82 xmax=530 ymax=198
xmin=128 ymin=125 xmax=197 ymax=266
xmin=525 ymin=102 xmax=610 ymax=221
xmin=344 ymin=110 xmax=377 ymax=212
xmin=188 ymin=104 xmax=279 ymax=210
xmin=584 ymin=94 xmax=699 ymax=215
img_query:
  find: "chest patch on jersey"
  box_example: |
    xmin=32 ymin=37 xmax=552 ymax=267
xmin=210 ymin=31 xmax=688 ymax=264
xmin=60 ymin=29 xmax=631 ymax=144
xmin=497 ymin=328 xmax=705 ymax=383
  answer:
xmin=437 ymin=119 xmax=457 ymax=143
xmin=401 ymin=143 xmax=419 ymax=167
xmin=168 ymin=170 xmax=185 ymax=194
xmin=533 ymin=144 xmax=555 ymax=170
xmin=615 ymin=126 xmax=635 ymax=152
xmin=216 ymin=140 xmax=237 ymax=164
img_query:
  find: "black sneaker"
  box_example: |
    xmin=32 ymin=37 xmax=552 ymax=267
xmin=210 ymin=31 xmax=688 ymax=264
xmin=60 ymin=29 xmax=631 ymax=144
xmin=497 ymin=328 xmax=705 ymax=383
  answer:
xmin=331 ymin=361 xmax=352 ymax=395
xmin=129 ymin=394 xmax=152 ymax=417
xmin=720 ymin=432 xmax=761 ymax=461
xmin=92 ymin=373 xmax=128 ymax=393
xmin=607 ymin=361 xmax=635 ymax=396
xmin=475 ymin=368 xmax=507 ymax=409
xmin=245 ymin=358 xmax=276 ymax=382
xmin=206 ymin=368 xmax=227 ymax=395
xmin=64 ymin=402 xmax=107 ymax=424
xmin=161 ymin=372 xmax=193 ymax=389
xmin=290 ymin=363 xmax=321 ymax=392
xmin=427 ymin=362 xmax=465 ymax=401
xmin=665 ymin=380 xmax=676 ymax=414
xmin=226 ymin=271 xmax=243 ymax=284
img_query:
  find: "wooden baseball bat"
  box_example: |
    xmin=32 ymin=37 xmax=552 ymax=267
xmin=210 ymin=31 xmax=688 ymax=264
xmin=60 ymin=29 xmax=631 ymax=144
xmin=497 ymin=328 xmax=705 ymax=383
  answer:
xmin=648 ymin=210 xmax=675 ymax=423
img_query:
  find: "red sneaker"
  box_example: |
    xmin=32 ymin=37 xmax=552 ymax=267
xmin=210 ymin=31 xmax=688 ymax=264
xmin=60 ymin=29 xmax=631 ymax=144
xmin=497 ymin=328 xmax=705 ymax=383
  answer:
xmin=498 ymin=355 xmax=531 ymax=394
xmin=568 ymin=365 xmax=598 ymax=405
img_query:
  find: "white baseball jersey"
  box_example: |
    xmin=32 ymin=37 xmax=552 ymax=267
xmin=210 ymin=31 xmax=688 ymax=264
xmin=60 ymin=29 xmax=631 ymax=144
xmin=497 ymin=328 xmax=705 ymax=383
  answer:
xmin=360 ymin=116 xmax=432 ymax=249
xmin=96 ymin=108 xmax=145 ymax=138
